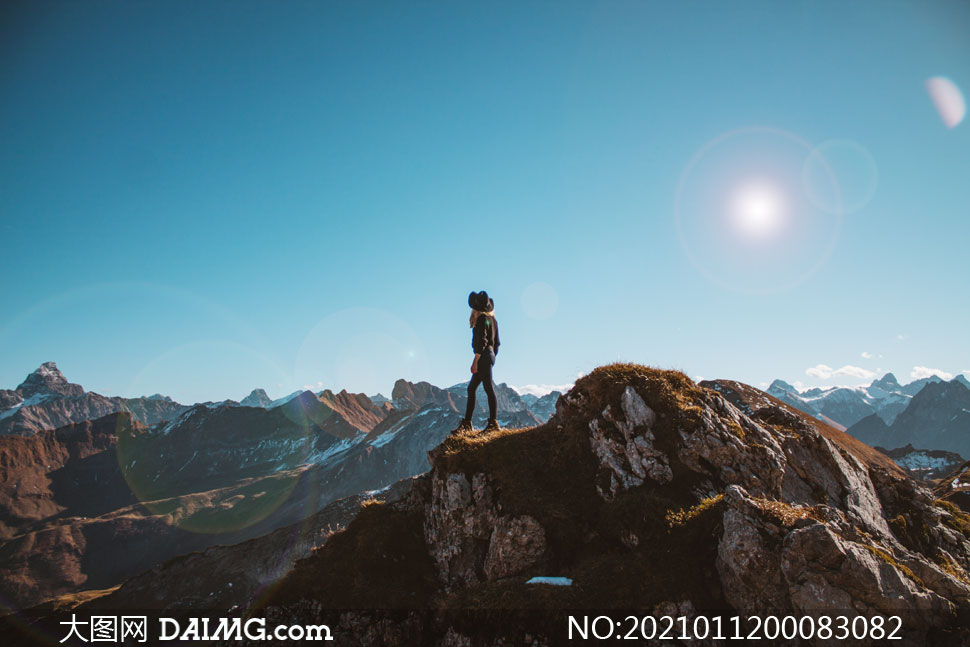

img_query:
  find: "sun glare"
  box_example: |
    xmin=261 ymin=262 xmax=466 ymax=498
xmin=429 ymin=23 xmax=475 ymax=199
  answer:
xmin=730 ymin=182 xmax=785 ymax=239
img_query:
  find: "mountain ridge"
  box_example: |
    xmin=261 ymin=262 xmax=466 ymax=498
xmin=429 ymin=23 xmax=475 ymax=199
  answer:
xmin=250 ymin=364 xmax=970 ymax=645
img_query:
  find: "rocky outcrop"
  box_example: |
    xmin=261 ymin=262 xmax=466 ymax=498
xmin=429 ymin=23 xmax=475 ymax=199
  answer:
xmin=423 ymin=472 xmax=546 ymax=589
xmin=0 ymin=390 xmax=24 ymax=410
xmin=257 ymin=364 xmax=970 ymax=646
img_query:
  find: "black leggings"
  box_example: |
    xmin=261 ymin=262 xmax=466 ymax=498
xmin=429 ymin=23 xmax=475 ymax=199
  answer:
xmin=464 ymin=352 xmax=496 ymax=421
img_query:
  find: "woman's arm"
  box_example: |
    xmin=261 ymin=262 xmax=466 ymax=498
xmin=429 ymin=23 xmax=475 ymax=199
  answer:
xmin=471 ymin=315 xmax=487 ymax=373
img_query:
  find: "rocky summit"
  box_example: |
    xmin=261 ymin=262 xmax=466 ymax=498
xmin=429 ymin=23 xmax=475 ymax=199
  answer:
xmin=0 ymin=362 xmax=189 ymax=435
xmin=256 ymin=364 xmax=970 ymax=646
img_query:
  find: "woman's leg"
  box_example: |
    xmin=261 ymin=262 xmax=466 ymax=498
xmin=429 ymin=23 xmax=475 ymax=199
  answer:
xmin=464 ymin=372 xmax=483 ymax=421
xmin=480 ymin=362 xmax=497 ymax=422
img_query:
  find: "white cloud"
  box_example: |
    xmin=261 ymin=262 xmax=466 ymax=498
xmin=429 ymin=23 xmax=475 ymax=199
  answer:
xmin=510 ymin=383 xmax=574 ymax=397
xmin=896 ymin=334 xmax=906 ymax=341
xmin=910 ymin=366 xmax=954 ymax=380
xmin=694 ymin=376 xmax=705 ymax=383
xmin=861 ymin=351 xmax=873 ymax=359
xmin=805 ymin=364 xmax=876 ymax=380
xmin=758 ymin=381 xmax=769 ymax=388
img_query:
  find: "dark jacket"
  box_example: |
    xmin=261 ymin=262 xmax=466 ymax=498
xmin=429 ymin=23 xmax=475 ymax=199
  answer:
xmin=472 ymin=314 xmax=500 ymax=357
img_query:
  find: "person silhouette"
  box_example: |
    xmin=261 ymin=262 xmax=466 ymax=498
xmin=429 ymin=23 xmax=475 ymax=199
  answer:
xmin=453 ymin=290 xmax=501 ymax=434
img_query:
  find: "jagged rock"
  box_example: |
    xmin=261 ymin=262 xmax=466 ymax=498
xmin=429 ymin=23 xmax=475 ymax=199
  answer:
xmin=716 ymin=485 xmax=793 ymax=611
xmin=588 ymin=387 xmax=671 ymax=498
xmin=424 ymin=471 xmax=547 ymax=588
xmin=424 ymin=472 xmax=498 ymax=588
xmin=483 ymin=515 xmax=546 ymax=581
xmin=0 ymin=390 xmax=23 ymax=410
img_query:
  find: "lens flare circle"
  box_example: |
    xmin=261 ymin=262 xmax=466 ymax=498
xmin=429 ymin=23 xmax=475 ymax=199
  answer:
xmin=802 ymin=139 xmax=878 ymax=215
xmin=674 ymin=126 xmax=843 ymax=294
xmin=118 ymin=340 xmax=301 ymax=535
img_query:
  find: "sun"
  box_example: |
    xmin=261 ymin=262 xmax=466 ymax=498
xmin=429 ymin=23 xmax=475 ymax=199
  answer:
xmin=729 ymin=181 xmax=786 ymax=239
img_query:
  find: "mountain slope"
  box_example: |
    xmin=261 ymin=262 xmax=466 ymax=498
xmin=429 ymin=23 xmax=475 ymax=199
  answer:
xmin=260 ymin=364 xmax=970 ymax=645
xmin=66 ymin=477 xmax=417 ymax=611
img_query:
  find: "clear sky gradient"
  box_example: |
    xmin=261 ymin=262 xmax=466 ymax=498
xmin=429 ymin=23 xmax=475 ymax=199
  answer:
xmin=2 ymin=1 xmax=968 ymax=403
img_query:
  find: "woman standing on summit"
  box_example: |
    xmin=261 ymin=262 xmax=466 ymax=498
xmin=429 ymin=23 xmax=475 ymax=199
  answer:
xmin=453 ymin=291 xmax=501 ymax=434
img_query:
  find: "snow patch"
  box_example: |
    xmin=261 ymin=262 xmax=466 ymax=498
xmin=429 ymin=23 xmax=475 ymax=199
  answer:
xmin=0 ymin=393 xmax=52 ymax=420
xmin=305 ymin=435 xmax=362 ymax=465
xmin=526 ymin=576 xmax=573 ymax=586
xmin=369 ymin=414 xmax=416 ymax=448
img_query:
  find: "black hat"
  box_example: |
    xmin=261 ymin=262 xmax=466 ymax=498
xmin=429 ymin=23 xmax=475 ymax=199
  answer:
xmin=468 ymin=290 xmax=494 ymax=312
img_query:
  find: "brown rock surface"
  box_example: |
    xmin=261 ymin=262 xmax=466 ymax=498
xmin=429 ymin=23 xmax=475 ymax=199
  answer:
xmin=257 ymin=364 xmax=970 ymax=646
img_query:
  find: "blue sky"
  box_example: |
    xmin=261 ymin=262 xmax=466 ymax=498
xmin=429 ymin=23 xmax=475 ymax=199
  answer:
xmin=1 ymin=1 xmax=968 ymax=403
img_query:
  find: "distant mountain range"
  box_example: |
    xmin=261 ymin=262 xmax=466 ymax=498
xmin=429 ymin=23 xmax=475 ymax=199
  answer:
xmin=0 ymin=362 xmax=561 ymax=437
xmin=0 ymin=362 xmax=562 ymax=607
xmin=766 ymin=372 xmax=970 ymax=429
xmin=847 ymin=379 xmax=970 ymax=459
xmin=0 ymin=362 xmax=189 ymax=435
xmin=765 ymin=372 xmax=970 ymax=462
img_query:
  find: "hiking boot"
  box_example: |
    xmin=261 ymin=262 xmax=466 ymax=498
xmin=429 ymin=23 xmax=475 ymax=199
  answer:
xmin=451 ymin=418 xmax=474 ymax=435
xmin=483 ymin=418 xmax=500 ymax=433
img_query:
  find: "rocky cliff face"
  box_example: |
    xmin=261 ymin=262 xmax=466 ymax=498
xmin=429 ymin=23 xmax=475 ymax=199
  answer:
xmin=260 ymin=365 xmax=970 ymax=646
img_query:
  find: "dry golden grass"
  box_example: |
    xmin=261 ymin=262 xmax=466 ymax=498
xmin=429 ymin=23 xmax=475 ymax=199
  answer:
xmin=936 ymin=499 xmax=970 ymax=538
xmin=861 ymin=544 xmax=924 ymax=588
xmin=666 ymin=494 xmax=725 ymax=529
xmin=752 ymin=498 xmax=823 ymax=527
xmin=38 ymin=586 xmax=121 ymax=611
